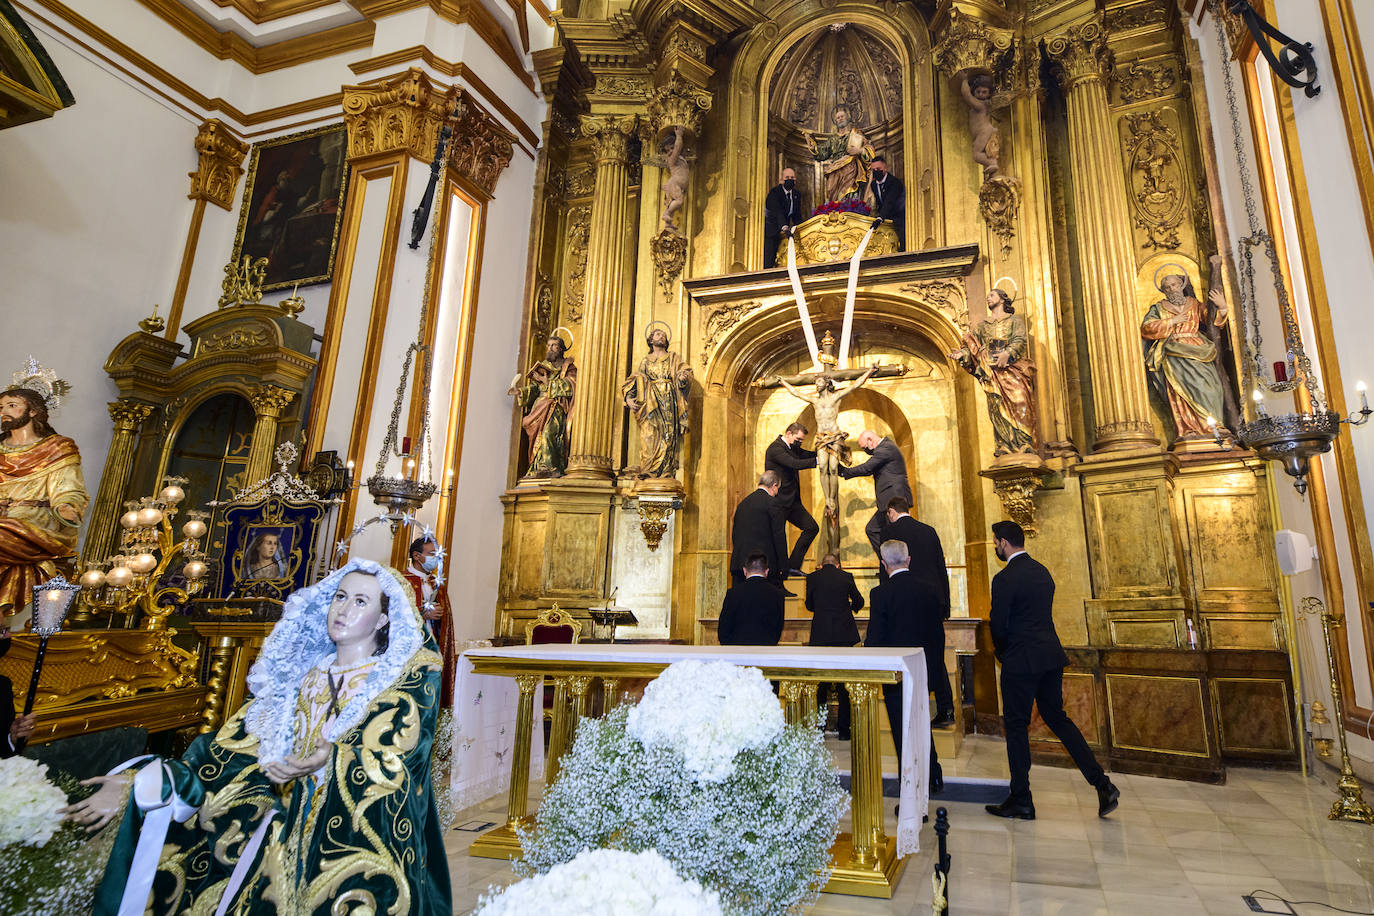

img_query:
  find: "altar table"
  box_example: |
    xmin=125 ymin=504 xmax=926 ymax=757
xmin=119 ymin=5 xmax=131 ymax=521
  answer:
xmin=453 ymin=644 xmax=930 ymax=898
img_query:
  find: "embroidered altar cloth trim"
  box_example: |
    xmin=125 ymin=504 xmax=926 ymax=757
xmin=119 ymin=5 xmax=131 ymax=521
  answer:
xmin=453 ymin=644 xmax=930 ymax=856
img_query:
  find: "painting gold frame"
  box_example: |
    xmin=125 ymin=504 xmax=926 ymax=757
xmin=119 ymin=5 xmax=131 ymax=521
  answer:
xmin=231 ymin=122 xmax=349 ymax=292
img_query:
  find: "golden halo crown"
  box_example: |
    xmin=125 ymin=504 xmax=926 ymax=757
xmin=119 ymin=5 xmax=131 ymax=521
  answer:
xmin=644 ymin=320 xmax=673 ymax=345
xmin=8 ymin=355 xmax=70 ymax=415
xmin=992 ymin=276 xmax=1019 ymax=300
xmin=1152 ymin=262 xmax=1192 ymax=291
xmin=550 ymin=326 xmax=574 ymax=351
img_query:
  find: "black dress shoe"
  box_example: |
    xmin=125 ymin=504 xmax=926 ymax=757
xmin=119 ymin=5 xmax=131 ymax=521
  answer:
xmin=985 ymin=798 xmax=1036 ymax=820
xmin=1097 ymin=782 xmax=1120 ymax=818
xmin=781 ymin=586 xmax=797 ymax=597
xmin=931 ymin=771 xmax=945 ymax=795
xmin=789 ymin=568 xmax=807 ymax=578
xmin=930 ymin=711 xmax=956 ymax=728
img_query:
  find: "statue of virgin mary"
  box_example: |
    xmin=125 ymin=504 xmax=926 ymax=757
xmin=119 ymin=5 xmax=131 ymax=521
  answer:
xmin=66 ymin=559 xmax=451 ymax=916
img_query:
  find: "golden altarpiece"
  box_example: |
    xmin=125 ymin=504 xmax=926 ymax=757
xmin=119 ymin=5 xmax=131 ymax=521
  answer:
xmin=497 ymin=0 xmax=1298 ymax=783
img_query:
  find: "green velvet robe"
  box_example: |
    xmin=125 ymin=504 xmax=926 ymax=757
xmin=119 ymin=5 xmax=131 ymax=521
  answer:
xmin=95 ymin=650 xmax=450 ymax=916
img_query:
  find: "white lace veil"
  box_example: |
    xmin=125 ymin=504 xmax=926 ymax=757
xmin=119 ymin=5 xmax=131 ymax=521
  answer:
xmin=244 ymin=558 xmax=426 ymax=764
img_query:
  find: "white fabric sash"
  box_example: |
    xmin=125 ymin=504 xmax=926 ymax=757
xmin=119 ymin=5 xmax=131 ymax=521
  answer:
xmin=112 ymin=756 xmax=199 ymax=916
xmin=214 ymin=809 xmax=277 ymax=916
xmin=785 ymin=236 xmax=822 ymax=372
xmin=837 ymin=223 xmax=876 ymax=369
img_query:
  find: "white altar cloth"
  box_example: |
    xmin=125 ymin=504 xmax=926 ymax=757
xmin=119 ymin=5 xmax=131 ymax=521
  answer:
xmin=451 ymin=644 xmax=930 ymax=855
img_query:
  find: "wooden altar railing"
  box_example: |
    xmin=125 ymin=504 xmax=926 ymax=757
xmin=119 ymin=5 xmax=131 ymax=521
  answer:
xmin=458 ymin=645 xmax=931 ymax=899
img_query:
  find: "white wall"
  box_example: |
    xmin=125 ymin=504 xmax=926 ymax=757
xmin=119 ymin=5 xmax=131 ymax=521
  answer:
xmin=0 ymin=38 xmax=200 ymax=540
xmin=1192 ymin=2 xmax=1374 ymax=753
xmin=447 ymin=150 xmax=536 ymax=641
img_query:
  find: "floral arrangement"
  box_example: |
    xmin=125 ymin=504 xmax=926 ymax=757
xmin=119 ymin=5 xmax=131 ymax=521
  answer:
xmin=0 ymin=759 xmax=118 ymax=916
xmin=474 ymin=848 xmax=723 ymax=915
xmin=812 ymin=198 xmax=871 ymax=217
xmin=0 ymin=757 xmax=67 ymax=847
xmin=517 ymin=660 xmax=847 ymax=915
xmin=625 ymin=659 xmax=784 ymax=782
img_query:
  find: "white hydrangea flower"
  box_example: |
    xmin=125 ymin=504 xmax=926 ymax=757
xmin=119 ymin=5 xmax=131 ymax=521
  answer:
xmin=0 ymin=757 xmax=68 ymax=848
xmin=625 ymin=659 xmax=784 ymax=783
xmin=475 ymin=848 xmax=723 ymax=915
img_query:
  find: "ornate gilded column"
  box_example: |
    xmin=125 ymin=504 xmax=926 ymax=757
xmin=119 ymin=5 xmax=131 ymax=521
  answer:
xmin=1011 ymin=63 xmax=1078 ymax=455
xmin=169 ymin=120 xmax=247 ymax=341
xmin=81 ymin=400 xmax=153 ymax=566
xmin=1047 ymin=18 xmax=1158 ymax=452
xmin=565 ymin=114 xmax=637 ymax=479
xmin=244 ymin=385 xmax=295 ymax=484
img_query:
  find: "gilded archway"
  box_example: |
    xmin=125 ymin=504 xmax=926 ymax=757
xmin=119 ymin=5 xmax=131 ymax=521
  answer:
xmin=716 ymin=2 xmax=942 ymax=274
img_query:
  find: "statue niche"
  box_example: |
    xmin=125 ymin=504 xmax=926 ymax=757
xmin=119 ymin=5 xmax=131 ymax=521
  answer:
xmin=766 ymin=25 xmax=906 ymax=266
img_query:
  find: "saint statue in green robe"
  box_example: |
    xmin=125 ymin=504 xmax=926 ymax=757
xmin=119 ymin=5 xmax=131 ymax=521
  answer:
xmin=66 ymin=559 xmax=451 ymax=916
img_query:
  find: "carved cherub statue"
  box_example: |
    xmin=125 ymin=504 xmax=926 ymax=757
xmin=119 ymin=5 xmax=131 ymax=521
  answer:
xmin=648 ymin=126 xmax=690 ymax=232
xmin=959 ymin=73 xmax=1006 ymax=178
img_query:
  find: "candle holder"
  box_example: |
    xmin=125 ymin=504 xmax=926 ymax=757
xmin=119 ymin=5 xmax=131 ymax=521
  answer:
xmin=78 ymin=477 xmax=211 ymax=629
xmin=1299 ymin=596 xmax=1374 ymax=824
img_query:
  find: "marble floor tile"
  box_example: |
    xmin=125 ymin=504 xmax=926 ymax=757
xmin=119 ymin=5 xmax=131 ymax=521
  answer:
xmin=444 ymin=734 xmax=1374 ymax=916
xmin=1103 ymin=890 xmax=1207 ymax=915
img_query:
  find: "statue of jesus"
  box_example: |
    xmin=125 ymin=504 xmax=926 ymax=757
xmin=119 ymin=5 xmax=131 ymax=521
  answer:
xmin=758 ymin=365 xmax=876 ymax=558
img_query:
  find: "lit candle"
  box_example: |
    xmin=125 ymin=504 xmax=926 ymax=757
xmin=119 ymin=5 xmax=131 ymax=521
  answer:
xmin=1252 ymin=389 xmax=1268 ymax=417
xmin=346 ymin=459 xmax=354 ymax=470
xmin=1358 ymin=380 xmax=1369 ymax=413
xmin=1206 ymin=415 xmax=1217 ymax=429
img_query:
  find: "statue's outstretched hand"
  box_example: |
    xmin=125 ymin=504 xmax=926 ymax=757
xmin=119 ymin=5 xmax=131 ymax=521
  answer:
xmin=61 ymin=772 xmax=134 ymax=833
xmin=263 ymin=745 xmax=331 ymax=785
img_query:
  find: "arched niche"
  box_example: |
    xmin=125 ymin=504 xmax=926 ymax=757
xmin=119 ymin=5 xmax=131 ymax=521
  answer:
xmin=718 ymin=2 xmax=942 ymax=272
xmin=160 ymin=390 xmax=257 ymax=552
xmin=684 ymin=291 xmax=990 ymax=628
xmin=767 ymin=25 xmax=906 ymax=208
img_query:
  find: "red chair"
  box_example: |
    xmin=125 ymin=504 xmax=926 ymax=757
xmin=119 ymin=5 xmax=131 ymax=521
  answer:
xmin=526 ymin=605 xmax=581 ymax=729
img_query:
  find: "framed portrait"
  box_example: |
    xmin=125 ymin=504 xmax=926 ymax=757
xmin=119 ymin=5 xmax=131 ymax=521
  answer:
xmin=220 ymin=496 xmax=327 ymax=600
xmin=231 ymin=123 xmax=350 ymax=292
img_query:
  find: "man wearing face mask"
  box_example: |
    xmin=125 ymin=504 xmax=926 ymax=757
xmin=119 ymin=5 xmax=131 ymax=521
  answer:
xmin=404 ymin=536 xmax=454 ymax=706
xmin=838 ymin=429 xmax=914 ymax=561
xmin=764 ymin=167 xmax=807 ymax=268
xmin=987 ymin=520 xmax=1119 ymax=821
xmin=866 ymin=156 xmax=905 ymax=250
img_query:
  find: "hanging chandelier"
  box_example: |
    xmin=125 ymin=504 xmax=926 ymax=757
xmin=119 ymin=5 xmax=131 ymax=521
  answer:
xmin=1206 ymin=2 xmax=1368 ymax=495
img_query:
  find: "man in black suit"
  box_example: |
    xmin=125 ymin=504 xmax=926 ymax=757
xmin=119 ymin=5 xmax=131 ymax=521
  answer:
xmin=882 ymin=496 xmax=954 ymax=726
xmin=766 ymin=422 xmax=819 ymax=575
xmin=839 ymin=429 xmax=913 ymax=558
xmin=0 ymin=631 xmax=35 ymax=758
xmin=719 ymin=553 xmax=785 ymax=646
xmin=865 ymin=539 xmax=943 ymax=794
xmin=986 ymin=521 xmax=1119 ymax=820
xmin=805 ymin=553 xmax=863 ymax=739
xmin=867 ymin=156 xmax=905 ymax=249
xmin=730 ymin=470 xmax=789 ymax=589
xmin=764 ymin=167 xmax=806 ymax=268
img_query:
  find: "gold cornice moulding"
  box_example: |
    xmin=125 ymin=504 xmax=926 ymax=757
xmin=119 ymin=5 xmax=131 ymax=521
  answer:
xmin=188 ymin=119 xmax=248 ymax=210
xmin=342 ymin=68 xmax=516 ymax=195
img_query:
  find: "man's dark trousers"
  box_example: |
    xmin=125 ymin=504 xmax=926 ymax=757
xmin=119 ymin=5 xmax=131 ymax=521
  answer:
xmin=1001 ymin=667 xmax=1106 ymax=805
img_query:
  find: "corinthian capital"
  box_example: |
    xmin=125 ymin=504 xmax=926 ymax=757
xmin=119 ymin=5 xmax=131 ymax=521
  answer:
xmin=1045 ymin=17 xmax=1111 ymax=90
xmin=448 ymin=99 xmax=516 ymax=199
xmin=247 ymin=384 xmax=295 ymax=418
xmin=108 ymin=399 xmax=154 ymax=431
xmin=187 ymin=120 xmax=248 ymax=211
xmin=645 ymin=76 xmax=713 ymax=140
xmin=580 ymin=114 xmax=638 ymax=163
xmin=931 ymin=8 xmax=1014 ymax=79
xmin=342 ymin=68 xmax=458 ymax=163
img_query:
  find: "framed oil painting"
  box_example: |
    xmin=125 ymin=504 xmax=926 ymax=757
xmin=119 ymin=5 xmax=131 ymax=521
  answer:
xmin=220 ymin=496 xmax=326 ymax=601
xmin=231 ymin=123 xmax=349 ymax=292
